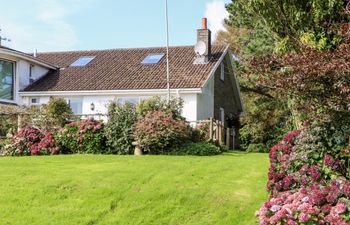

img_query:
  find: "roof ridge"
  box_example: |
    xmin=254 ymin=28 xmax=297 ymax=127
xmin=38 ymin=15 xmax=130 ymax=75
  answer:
xmin=36 ymin=44 xmax=227 ymax=55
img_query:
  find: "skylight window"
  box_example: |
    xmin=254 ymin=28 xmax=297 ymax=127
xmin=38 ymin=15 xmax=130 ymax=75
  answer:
xmin=70 ymin=56 xmax=95 ymax=67
xmin=141 ymin=53 xmax=165 ymax=64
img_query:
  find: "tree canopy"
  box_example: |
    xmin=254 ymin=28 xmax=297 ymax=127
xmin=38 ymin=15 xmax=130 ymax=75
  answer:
xmin=218 ymin=0 xmax=350 ymax=149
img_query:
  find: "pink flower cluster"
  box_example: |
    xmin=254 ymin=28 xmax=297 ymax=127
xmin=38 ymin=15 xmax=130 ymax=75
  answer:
xmin=79 ymin=119 xmax=103 ymax=134
xmin=258 ymin=128 xmax=350 ymax=224
xmin=257 ymin=178 xmax=350 ymax=224
xmin=268 ymin=134 xmax=297 ymax=195
xmin=11 ymin=127 xmax=60 ymax=156
xmin=323 ymin=154 xmax=342 ymax=170
xmin=57 ymin=119 xmax=105 ymax=153
xmin=283 ymin=130 xmax=301 ymax=144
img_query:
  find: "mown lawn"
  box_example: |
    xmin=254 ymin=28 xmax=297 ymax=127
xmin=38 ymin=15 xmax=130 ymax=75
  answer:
xmin=0 ymin=152 xmax=268 ymax=225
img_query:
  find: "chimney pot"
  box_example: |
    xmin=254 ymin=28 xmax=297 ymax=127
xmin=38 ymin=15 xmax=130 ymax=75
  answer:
xmin=202 ymin=18 xmax=207 ymax=29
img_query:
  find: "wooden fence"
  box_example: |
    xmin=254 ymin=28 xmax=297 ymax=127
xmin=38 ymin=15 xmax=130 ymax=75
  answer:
xmin=191 ymin=117 xmax=236 ymax=150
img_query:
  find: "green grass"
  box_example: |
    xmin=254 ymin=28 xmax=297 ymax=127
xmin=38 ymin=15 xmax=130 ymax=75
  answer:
xmin=0 ymin=152 xmax=268 ymax=225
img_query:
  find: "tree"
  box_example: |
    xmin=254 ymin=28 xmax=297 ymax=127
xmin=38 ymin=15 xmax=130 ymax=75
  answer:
xmin=216 ymin=5 xmax=293 ymax=150
xmin=223 ymin=0 xmax=350 ymax=125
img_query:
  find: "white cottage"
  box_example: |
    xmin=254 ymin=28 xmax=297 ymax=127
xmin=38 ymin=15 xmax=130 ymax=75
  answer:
xmin=0 ymin=19 xmax=243 ymax=129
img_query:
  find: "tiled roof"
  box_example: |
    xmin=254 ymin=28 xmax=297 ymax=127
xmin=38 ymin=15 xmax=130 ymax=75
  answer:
xmin=0 ymin=45 xmax=57 ymax=68
xmin=23 ymin=45 xmax=227 ymax=92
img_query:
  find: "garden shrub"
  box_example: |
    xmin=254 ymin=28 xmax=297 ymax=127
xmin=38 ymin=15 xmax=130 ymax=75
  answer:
xmin=0 ymin=115 xmax=17 ymax=137
xmin=238 ymin=94 xmax=293 ymax=152
xmin=257 ymin=122 xmax=350 ymax=224
xmin=257 ymin=177 xmax=350 ymax=224
xmin=56 ymin=119 xmax=105 ymax=154
xmin=0 ymin=104 xmax=23 ymax=136
xmin=133 ymin=110 xmax=190 ymax=154
xmin=43 ymin=97 xmax=73 ymax=127
xmin=0 ymin=138 xmax=10 ymax=155
xmin=105 ymin=102 xmax=137 ymax=154
xmin=169 ymin=142 xmax=222 ymax=156
xmin=246 ymin=143 xmax=267 ymax=153
xmin=136 ymin=96 xmax=184 ymax=119
xmin=191 ymin=122 xmax=210 ymax=142
xmin=4 ymin=127 xmax=60 ymax=156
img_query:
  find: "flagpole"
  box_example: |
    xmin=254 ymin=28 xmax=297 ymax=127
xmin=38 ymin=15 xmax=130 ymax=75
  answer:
xmin=165 ymin=0 xmax=170 ymax=103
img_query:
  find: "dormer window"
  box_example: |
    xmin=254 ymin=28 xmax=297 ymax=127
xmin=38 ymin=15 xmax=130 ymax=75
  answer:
xmin=0 ymin=59 xmax=15 ymax=102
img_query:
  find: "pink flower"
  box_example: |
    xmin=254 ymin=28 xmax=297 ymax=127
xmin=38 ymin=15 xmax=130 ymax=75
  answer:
xmin=308 ymin=165 xmax=321 ymax=182
xmin=299 ymin=164 xmax=309 ymax=175
xmin=283 ymin=130 xmax=301 ymax=144
xmin=321 ymin=204 xmax=332 ymax=214
xmin=332 ymin=202 xmax=347 ymax=214
xmin=298 ymin=213 xmax=310 ymax=223
xmin=286 ymin=219 xmax=298 ymax=225
xmin=270 ymin=205 xmax=281 ymax=213
xmin=342 ymin=181 xmax=350 ymax=197
xmin=302 ymin=196 xmax=309 ymax=203
xmin=323 ymin=154 xmax=335 ymax=167
xmin=282 ymin=175 xmax=295 ymax=190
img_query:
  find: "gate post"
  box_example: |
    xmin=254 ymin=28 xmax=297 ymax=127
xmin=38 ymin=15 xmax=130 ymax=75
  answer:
xmin=226 ymin=128 xmax=230 ymax=149
xmin=209 ymin=117 xmax=213 ymax=141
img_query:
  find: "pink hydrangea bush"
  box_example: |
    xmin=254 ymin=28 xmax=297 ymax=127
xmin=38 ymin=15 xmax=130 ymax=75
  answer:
xmin=268 ymin=130 xmax=301 ymax=195
xmin=257 ymin=177 xmax=350 ymax=224
xmin=56 ymin=119 xmax=105 ymax=154
xmin=258 ymin=127 xmax=350 ymax=224
xmin=8 ymin=127 xmax=59 ymax=156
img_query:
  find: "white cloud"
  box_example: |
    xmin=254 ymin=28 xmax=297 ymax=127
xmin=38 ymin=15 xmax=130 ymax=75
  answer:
xmin=0 ymin=0 xmax=91 ymax=52
xmin=205 ymin=0 xmax=229 ymax=40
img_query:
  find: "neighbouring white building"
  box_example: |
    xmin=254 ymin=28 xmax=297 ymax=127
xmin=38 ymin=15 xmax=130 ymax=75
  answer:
xmin=0 ymin=18 xmax=243 ymax=130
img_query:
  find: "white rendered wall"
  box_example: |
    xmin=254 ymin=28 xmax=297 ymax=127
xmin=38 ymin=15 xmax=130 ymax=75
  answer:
xmin=22 ymin=93 xmax=200 ymax=122
xmin=17 ymin=60 xmax=49 ymax=90
xmin=179 ymin=93 xmax=197 ymax=122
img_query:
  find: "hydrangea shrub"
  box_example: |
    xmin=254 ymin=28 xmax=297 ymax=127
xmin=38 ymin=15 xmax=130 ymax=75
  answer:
xmin=257 ymin=178 xmax=350 ymax=224
xmin=258 ymin=124 xmax=350 ymax=224
xmin=56 ymin=119 xmax=105 ymax=154
xmin=6 ymin=127 xmax=59 ymax=156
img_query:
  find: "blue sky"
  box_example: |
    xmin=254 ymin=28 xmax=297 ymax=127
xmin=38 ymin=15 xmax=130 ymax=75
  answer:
xmin=0 ymin=0 xmax=230 ymax=53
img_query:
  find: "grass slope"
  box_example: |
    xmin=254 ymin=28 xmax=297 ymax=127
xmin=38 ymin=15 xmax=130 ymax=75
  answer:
xmin=0 ymin=152 xmax=268 ymax=225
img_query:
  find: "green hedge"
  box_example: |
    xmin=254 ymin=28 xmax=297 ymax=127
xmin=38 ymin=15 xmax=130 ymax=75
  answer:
xmin=168 ymin=142 xmax=223 ymax=156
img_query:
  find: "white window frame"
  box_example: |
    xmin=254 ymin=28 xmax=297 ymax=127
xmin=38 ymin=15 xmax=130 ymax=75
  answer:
xmin=220 ymin=62 xmax=224 ymax=81
xmin=117 ymin=97 xmax=140 ymax=105
xmin=68 ymin=98 xmax=83 ymax=115
xmin=0 ymin=58 xmax=16 ymax=103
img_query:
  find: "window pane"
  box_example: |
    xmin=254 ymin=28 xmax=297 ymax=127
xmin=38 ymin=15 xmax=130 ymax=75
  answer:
xmin=117 ymin=97 xmax=139 ymax=105
xmin=0 ymin=60 xmax=14 ymax=101
xmin=69 ymin=99 xmax=83 ymax=114
xmin=70 ymin=56 xmax=95 ymax=67
xmin=141 ymin=54 xmax=165 ymax=64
